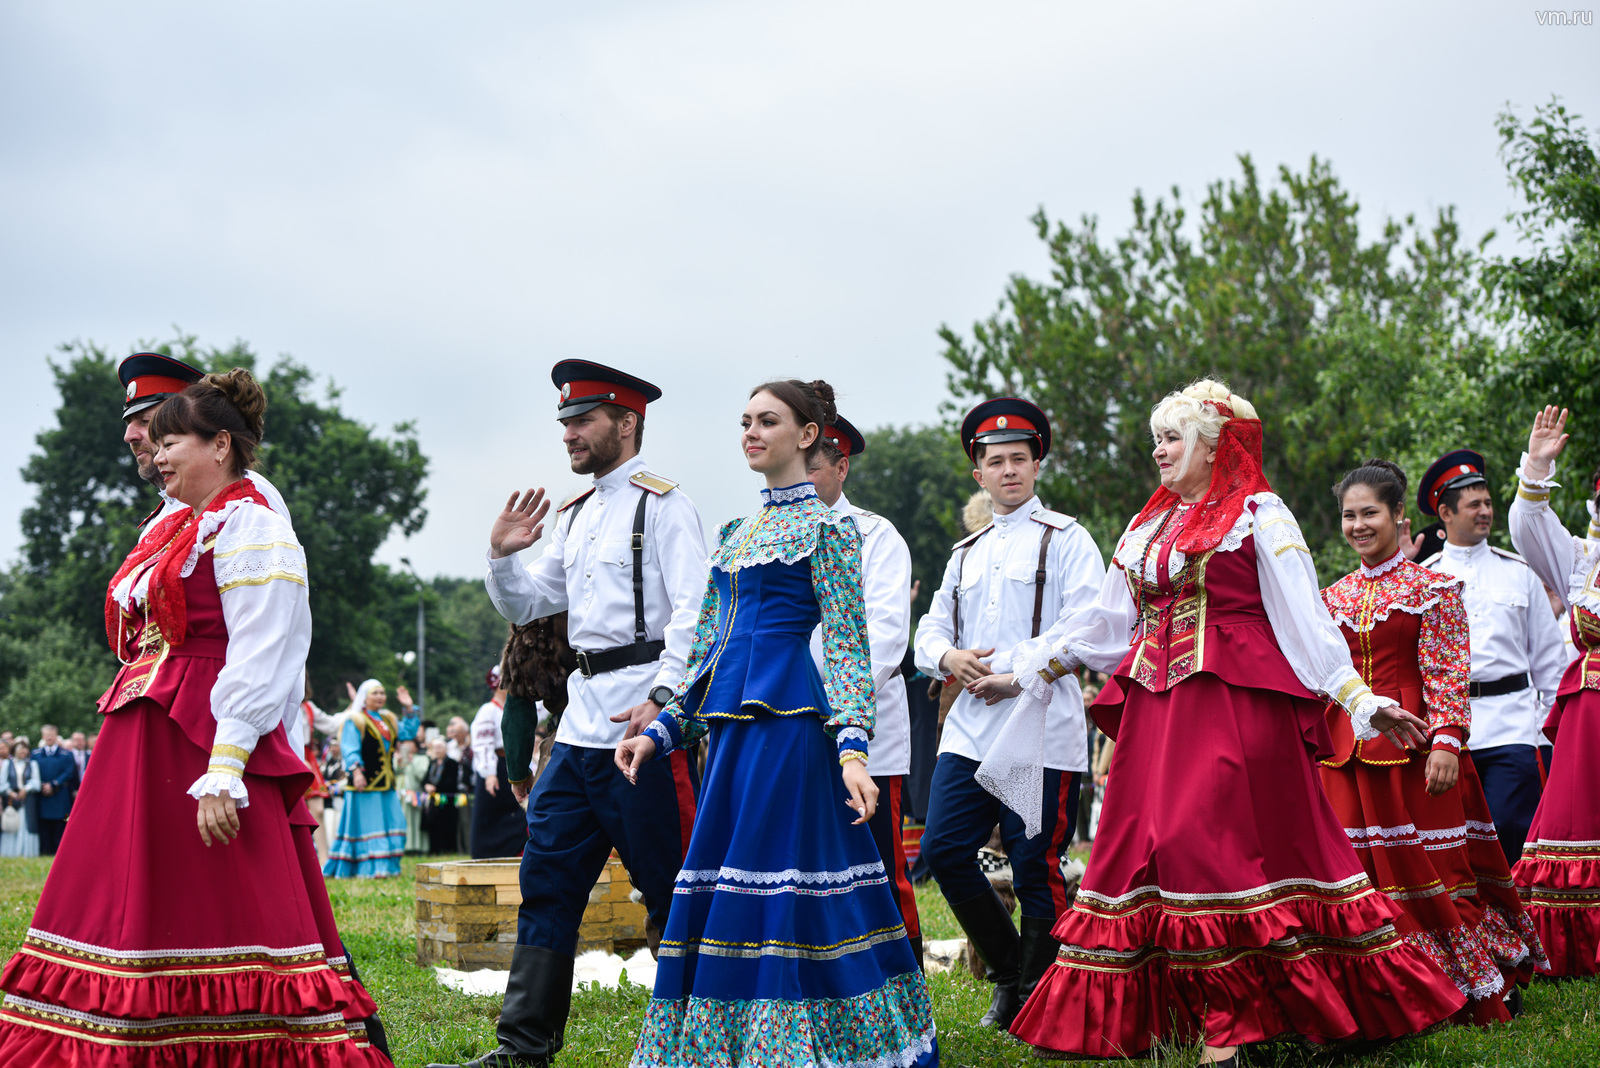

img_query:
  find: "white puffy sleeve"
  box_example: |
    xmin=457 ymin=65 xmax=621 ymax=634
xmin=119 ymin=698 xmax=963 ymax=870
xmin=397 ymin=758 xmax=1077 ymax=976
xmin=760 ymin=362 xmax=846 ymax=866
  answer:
xmin=1509 ymin=453 xmax=1595 ymax=611
xmin=188 ymin=502 xmax=312 ymax=806
xmin=1251 ymin=496 xmax=1391 ymax=739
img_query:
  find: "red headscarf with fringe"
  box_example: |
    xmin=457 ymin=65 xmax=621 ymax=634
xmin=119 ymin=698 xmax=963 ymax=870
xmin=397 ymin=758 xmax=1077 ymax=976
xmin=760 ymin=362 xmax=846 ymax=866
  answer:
xmin=105 ymin=479 xmax=270 ymax=655
xmin=1129 ymin=402 xmax=1272 ymax=554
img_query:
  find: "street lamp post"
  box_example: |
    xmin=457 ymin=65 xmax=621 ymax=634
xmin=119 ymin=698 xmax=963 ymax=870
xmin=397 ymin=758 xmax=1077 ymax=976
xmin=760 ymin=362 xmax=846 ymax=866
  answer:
xmin=400 ymin=557 xmax=425 ymax=711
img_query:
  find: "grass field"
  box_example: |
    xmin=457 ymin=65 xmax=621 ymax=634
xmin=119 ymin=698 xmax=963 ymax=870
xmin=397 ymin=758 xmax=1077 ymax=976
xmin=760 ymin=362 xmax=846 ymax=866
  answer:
xmin=2 ymin=855 xmax=1598 ymax=1067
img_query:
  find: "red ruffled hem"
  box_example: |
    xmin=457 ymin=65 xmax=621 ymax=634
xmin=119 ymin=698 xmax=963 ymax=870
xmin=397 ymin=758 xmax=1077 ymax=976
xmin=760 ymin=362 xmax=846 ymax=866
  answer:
xmin=1512 ymin=854 xmax=1600 ymax=976
xmin=1012 ymin=934 xmax=1463 ymax=1056
xmin=0 ymin=952 xmax=355 ymax=1021
xmin=0 ymin=1018 xmax=390 ymax=1068
xmin=1058 ymin=884 xmax=1403 ymax=955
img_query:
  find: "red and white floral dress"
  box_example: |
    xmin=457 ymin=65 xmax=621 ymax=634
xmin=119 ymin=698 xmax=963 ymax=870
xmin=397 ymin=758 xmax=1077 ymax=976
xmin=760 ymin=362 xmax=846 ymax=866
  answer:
xmin=1508 ymin=457 xmax=1600 ymax=975
xmin=1320 ymin=552 xmax=1545 ymax=1022
xmin=0 ymin=481 xmax=386 ymax=1066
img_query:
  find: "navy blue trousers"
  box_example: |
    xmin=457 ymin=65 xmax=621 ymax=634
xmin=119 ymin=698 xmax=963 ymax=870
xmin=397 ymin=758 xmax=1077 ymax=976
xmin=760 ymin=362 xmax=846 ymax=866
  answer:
xmin=517 ymin=741 xmax=698 ymax=955
xmin=921 ymin=752 xmax=1080 ymax=919
xmin=1473 ymin=743 xmax=1544 ymax=865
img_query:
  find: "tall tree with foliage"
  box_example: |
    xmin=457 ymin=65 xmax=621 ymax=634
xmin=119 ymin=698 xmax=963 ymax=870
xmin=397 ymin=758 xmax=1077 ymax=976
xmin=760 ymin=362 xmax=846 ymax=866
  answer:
xmin=939 ymin=155 xmax=1505 ymax=580
xmin=1486 ymin=98 xmax=1600 ymax=535
xmin=0 ymin=335 xmax=428 ymax=734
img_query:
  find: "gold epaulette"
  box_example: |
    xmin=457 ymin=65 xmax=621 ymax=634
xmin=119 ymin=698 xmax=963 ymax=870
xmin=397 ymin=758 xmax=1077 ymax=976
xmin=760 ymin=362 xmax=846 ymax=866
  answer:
xmin=1031 ymin=508 xmax=1075 ymax=530
xmin=952 ymin=523 xmax=993 ymax=550
xmin=630 ymin=472 xmax=678 ymax=496
xmin=557 ymin=488 xmax=596 ymax=513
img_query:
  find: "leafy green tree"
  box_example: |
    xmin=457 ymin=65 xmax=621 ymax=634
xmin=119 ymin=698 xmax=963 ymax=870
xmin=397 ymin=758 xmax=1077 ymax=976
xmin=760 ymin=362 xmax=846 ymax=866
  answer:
xmin=939 ymin=155 xmax=1504 ymax=580
xmin=839 ymin=424 xmax=973 ymax=623
xmin=366 ymin=570 xmax=511 ymax=724
xmin=1486 ymin=98 xmax=1600 ymax=535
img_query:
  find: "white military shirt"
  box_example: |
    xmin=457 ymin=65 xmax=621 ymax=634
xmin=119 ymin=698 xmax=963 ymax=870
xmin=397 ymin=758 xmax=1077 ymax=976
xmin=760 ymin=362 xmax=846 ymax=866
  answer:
xmin=1424 ymin=538 xmax=1569 ymax=750
xmin=808 ymin=492 xmax=912 ymax=777
xmin=485 ymin=454 xmax=708 ymax=751
xmin=470 ymin=698 xmax=505 ymax=779
xmin=914 ymin=495 xmax=1105 ymax=772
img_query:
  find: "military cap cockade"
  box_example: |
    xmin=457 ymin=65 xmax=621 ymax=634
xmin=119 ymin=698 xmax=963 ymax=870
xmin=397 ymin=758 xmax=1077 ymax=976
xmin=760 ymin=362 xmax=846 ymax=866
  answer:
xmin=960 ymin=398 xmax=1051 ymax=463
xmin=824 ymin=415 xmax=866 ymax=459
xmin=118 ymin=352 xmax=205 ymax=419
xmin=1418 ymin=449 xmax=1488 ymax=517
xmin=550 ymin=360 xmax=662 ymax=421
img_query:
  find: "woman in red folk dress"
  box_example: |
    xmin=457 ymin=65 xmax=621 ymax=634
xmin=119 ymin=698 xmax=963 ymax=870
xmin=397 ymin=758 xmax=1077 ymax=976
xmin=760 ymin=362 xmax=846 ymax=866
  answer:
xmin=1319 ymin=460 xmax=1544 ymax=1024
xmin=0 ymin=371 xmax=388 ymax=1067
xmin=1507 ymin=405 xmax=1600 ymax=976
xmin=971 ymin=381 xmax=1464 ymax=1066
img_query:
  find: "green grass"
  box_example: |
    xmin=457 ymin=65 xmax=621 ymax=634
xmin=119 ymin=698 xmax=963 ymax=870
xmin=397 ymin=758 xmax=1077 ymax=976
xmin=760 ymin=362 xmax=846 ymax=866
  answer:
xmin=3 ymin=856 xmax=1599 ymax=1066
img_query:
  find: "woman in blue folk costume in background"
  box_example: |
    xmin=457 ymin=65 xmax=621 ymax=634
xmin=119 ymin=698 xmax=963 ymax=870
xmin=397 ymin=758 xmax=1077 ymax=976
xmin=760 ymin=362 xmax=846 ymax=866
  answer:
xmin=324 ymin=678 xmax=408 ymax=878
xmin=617 ymin=379 xmax=936 ymax=1068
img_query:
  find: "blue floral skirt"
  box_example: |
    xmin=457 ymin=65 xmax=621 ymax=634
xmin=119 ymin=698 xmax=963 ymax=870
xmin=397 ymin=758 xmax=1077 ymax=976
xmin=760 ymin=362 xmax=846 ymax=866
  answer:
xmin=632 ymin=712 xmax=936 ymax=1068
xmin=323 ymin=789 xmax=406 ymax=878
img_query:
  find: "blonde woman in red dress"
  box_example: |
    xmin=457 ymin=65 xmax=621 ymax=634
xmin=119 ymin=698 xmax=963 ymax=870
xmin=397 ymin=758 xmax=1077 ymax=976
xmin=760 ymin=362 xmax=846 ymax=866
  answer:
xmin=1507 ymin=405 xmax=1600 ymax=975
xmin=0 ymin=371 xmax=387 ymax=1066
xmin=971 ymin=381 xmax=1464 ymax=1066
xmin=1319 ymin=460 xmax=1544 ymax=1024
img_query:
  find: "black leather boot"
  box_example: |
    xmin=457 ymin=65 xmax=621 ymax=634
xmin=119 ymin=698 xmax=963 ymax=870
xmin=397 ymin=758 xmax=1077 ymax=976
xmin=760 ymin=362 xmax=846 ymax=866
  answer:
xmin=426 ymin=945 xmax=574 ymax=1068
xmin=947 ymin=889 xmax=1021 ymax=1029
xmin=908 ymin=934 xmax=924 ymax=973
xmin=1016 ymin=914 xmax=1059 ymax=1006
xmin=341 ymin=943 xmax=394 ymax=1063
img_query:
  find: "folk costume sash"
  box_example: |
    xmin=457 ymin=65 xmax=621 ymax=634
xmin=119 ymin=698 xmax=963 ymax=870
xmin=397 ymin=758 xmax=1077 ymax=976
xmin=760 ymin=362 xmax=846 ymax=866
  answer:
xmin=1128 ymin=407 xmax=1271 ymax=555
xmin=103 ymin=478 xmax=270 ymax=657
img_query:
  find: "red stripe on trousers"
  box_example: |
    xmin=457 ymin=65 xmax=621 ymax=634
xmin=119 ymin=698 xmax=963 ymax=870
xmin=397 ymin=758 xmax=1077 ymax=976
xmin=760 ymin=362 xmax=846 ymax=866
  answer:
xmin=668 ymin=750 xmax=697 ymax=856
xmin=1044 ymin=773 xmax=1075 ymax=918
xmin=882 ymin=775 xmax=921 ymax=938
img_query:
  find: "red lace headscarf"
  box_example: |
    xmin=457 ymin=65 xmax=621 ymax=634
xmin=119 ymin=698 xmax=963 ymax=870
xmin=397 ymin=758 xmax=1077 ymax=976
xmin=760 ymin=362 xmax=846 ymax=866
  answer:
xmin=1129 ymin=402 xmax=1272 ymax=554
xmin=104 ymin=478 xmax=271 ymax=654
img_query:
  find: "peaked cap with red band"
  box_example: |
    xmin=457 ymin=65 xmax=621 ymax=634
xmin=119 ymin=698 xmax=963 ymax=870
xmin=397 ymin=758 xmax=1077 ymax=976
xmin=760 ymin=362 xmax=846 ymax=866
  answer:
xmin=824 ymin=414 xmax=866 ymax=459
xmin=1417 ymin=449 xmax=1487 ymax=517
xmin=118 ymin=352 xmax=205 ymax=419
xmin=960 ymin=397 xmax=1051 ymax=462
xmin=551 ymin=359 xmax=662 ymax=420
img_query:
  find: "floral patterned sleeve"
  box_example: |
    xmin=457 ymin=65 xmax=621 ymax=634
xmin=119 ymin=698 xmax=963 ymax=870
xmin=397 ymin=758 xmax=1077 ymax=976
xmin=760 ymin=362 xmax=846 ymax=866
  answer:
xmin=643 ymin=521 xmax=736 ymax=757
xmin=1420 ymin=580 xmax=1472 ymax=751
xmin=811 ymin=514 xmax=876 ymax=755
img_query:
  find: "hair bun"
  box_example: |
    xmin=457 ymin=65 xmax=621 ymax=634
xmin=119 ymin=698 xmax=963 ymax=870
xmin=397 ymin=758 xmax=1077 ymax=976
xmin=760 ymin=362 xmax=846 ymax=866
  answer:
xmin=1362 ymin=458 xmax=1407 ymax=494
xmin=202 ymin=368 xmax=266 ymax=440
xmin=808 ymin=379 xmax=838 ymax=426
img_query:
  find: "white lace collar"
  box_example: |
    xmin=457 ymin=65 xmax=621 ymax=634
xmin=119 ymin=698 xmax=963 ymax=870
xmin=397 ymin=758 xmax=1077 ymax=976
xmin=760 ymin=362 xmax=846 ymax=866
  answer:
xmin=761 ymin=482 xmax=818 ymax=507
xmin=1360 ymin=549 xmax=1406 ymax=580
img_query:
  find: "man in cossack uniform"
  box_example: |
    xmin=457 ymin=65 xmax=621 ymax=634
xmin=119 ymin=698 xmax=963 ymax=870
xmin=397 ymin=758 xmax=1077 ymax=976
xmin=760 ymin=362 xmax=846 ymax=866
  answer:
xmin=436 ymin=362 xmax=706 ymax=1068
xmin=1417 ymin=450 xmax=1568 ymax=864
xmin=805 ymin=414 xmax=924 ymax=966
xmin=912 ymin=398 xmax=1105 ymax=1030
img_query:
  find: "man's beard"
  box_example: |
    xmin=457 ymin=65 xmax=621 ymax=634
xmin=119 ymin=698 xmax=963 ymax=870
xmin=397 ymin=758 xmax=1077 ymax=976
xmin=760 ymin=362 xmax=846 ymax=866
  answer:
xmin=134 ymin=450 xmax=164 ymax=487
xmin=569 ymin=420 xmax=624 ymax=475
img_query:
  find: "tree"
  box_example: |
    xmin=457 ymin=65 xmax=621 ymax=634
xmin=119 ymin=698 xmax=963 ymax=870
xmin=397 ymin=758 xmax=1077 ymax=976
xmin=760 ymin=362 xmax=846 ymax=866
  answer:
xmin=839 ymin=424 xmax=973 ymax=623
xmin=938 ymin=155 xmax=1506 ymax=581
xmin=1486 ymin=98 xmax=1600 ymax=535
xmin=0 ymin=334 xmax=429 ymax=727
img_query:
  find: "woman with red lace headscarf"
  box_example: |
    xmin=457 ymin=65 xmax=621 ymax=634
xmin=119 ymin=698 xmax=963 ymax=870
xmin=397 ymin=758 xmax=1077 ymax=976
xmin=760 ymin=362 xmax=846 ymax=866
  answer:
xmin=971 ymin=381 xmax=1464 ymax=1066
xmin=0 ymin=370 xmax=388 ymax=1066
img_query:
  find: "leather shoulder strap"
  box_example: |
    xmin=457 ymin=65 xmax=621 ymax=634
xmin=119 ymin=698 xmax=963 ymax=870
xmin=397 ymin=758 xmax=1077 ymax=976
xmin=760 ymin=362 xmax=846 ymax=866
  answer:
xmin=1032 ymin=525 xmax=1056 ymax=638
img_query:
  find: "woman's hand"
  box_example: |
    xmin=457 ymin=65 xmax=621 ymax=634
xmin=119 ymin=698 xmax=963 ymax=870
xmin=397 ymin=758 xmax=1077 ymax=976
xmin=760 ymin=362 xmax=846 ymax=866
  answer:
xmin=396 ymin=684 xmax=413 ymax=710
xmin=1369 ymin=706 xmax=1430 ymax=750
xmin=197 ymin=794 xmax=241 ymax=846
xmin=1525 ymin=405 xmax=1570 ymax=480
xmin=615 ymin=735 xmax=657 ymax=785
xmin=350 ymin=767 xmax=367 ymax=790
xmin=345 ymin=681 xmax=357 ymax=701
xmin=1424 ymin=750 xmax=1460 ymax=796
xmin=1397 ymin=517 xmax=1426 ymax=561
xmin=969 ymin=673 xmax=1022 ymax=706
xmin=842 ymin=760 xmax=878 ymax=825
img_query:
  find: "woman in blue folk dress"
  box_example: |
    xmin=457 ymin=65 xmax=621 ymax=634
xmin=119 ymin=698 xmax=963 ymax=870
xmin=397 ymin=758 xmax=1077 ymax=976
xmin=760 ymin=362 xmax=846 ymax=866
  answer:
xmin=324 ymin=678 xmax=408 ymax=878
xmin=617 ymin=379 xmax=936 ymax=1068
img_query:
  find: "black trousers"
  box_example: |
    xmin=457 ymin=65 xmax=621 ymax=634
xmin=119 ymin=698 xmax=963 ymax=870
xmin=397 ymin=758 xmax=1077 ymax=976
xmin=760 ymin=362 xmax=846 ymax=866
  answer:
xmin=38 ymin=818 xmax=66 ymax=855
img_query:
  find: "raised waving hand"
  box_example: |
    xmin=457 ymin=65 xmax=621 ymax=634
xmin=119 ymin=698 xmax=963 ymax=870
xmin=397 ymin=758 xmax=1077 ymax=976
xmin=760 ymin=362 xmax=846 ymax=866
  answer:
xmin=1526 ymin=405 xmax=1570 ymax=480
xmin=489 ymin=488 xmax=551 ymax=560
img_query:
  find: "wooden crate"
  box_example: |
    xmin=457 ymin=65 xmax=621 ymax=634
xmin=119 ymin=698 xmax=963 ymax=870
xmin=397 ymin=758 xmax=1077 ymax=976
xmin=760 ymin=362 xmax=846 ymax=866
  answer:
xmin=415 ymin=853 xmax=650 ymax=970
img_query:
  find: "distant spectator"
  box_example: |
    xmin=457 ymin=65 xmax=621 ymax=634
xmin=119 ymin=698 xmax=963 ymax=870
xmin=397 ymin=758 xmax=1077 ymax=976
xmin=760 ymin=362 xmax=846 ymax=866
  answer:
xmin=33 ymin=725 xmax=79 ymax=855
xmin=396 ymin=738 xmax=430 ymax=855
xmin=2 ymin=739 xmax=41 ymax=858
xmin=68 ymin=732 xmax=89 ymax=778
xmin=422 ymin=738 xmax=467 ymax=854
xmin=445 ymin=715 xmax=473 ymax=853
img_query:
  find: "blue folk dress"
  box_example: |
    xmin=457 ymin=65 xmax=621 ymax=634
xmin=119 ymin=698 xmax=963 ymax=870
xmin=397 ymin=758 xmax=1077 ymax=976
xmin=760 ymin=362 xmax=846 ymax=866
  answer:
xmin=323 ymin=707 xmax=407 ymax=878
xmin=634 ymin=482 xmax=936 ymax=1068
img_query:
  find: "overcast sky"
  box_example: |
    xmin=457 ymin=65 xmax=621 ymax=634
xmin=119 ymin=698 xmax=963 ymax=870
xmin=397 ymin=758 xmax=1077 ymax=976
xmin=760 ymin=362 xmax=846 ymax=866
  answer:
xmin=3 ymin=2 xmax=1596 ymax=584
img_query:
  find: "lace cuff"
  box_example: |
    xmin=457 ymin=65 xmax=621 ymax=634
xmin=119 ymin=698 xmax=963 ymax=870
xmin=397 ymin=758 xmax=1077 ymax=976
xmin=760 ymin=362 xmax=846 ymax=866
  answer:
xmin=187 ymin=771 xmax=250 ymax=806
xmin=1517 ymin=453 xmax=1560 ymax=502
xmin=643 ymin=719 xmax=675 ymax=757
xmin=1432 ymin=727 xmax=1464 ymax=752
xmin=836 ymin=727 xmax=869 ymax=756
xmin=1028 ymin=643 xmax=1076 ymax=690
xmin=1347 ymin=690 xmax=1395 ymax=742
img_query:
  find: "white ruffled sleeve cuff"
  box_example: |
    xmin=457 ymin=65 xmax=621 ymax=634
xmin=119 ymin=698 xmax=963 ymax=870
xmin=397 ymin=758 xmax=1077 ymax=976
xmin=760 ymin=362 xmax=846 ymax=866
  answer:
xmin=187 ymin=771 xmax=251 ymax=806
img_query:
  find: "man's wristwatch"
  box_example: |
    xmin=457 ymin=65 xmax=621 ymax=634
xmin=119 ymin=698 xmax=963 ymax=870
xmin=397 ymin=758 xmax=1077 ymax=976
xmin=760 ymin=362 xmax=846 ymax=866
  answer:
xmin=649 ymin=685 xmax=674 ymax=708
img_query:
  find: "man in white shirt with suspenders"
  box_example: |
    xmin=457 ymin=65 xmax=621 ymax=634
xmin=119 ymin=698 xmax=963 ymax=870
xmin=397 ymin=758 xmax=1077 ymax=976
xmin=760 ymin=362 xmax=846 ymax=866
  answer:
xmin=913 ymin=398 xmax=1105 ymax=1030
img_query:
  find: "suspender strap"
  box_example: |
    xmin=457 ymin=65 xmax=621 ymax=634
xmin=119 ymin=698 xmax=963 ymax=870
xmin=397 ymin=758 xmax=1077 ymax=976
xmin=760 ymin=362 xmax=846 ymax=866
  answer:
xmin=632 ymin=490 xmax=649 ymax=643
xmin=953 ymin=542 xmax=975 ymax=649
xmin=566 ymin=494 xmax=589 ymax=531
xmin=1031 ymin=526 xmax=1055 ymax=639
